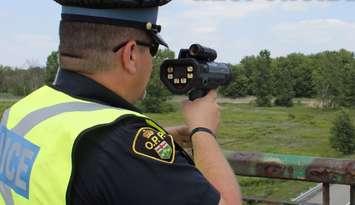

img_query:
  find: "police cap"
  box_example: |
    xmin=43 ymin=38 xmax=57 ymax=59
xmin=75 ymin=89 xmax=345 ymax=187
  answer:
xmin=55 ymin=0 xmax=171 ymax=47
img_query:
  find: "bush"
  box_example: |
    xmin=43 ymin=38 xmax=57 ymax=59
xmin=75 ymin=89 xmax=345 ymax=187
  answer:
xmin=137 ymin=96 xmax=175 ymax=113
xmin=329 ymin=110 xmax=355 ymax=154
xmin=256 ymin=96 xmax=272 ymax=107
xmin=274 ymin=97 xmax=293 ymax=107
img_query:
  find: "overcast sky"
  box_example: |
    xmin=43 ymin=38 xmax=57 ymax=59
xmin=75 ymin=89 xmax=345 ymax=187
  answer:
xmin=1 ymin=0 xmax=355 ymax=68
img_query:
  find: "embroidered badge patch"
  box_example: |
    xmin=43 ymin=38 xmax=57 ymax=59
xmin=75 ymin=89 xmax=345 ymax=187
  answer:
xmin=132 ymin=127 xmax=175 ymax=164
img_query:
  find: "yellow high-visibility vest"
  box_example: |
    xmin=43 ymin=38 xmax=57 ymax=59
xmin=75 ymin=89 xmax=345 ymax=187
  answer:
xmin=0 ymin=86 xmax=165 ymax=205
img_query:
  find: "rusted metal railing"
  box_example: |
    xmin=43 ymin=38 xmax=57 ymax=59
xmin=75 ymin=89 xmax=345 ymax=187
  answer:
xmin=224 ymin=151 xmax=355 ymax=205
xmin=242 ymin=196 xmax=319 ymax=205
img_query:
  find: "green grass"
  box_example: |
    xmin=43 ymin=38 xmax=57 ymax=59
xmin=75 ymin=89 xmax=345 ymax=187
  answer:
xmin=150 ymin=103 xmax=355 ymax=157
xmin=218 ymin=104 xmax=350 ymax=157
xmin=2 ymin=100 xmax=355 ymax=202
xmin=148 ymin=103 xmax=355 ymax=201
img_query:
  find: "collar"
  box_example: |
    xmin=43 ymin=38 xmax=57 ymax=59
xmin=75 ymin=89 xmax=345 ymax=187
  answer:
xmin=53 ymin=69 xmax=141 ymax=113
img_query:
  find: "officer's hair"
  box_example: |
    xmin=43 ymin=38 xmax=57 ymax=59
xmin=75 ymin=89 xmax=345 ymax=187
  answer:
xmin=59 ymin=21 xmax=150 ymax=73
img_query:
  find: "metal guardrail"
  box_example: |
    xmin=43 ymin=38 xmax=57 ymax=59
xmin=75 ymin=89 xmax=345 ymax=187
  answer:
xmin=243 ymin=196 xmax=319 ymax=205
xmin=224 ymin=151 xmax=355 ymax=205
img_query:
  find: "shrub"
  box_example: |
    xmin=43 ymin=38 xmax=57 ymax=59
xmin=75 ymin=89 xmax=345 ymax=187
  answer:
xmin=137 ymin=96 xmax=175 ymax=113
xmin=329 ymin=110 xmax=355 ymax=154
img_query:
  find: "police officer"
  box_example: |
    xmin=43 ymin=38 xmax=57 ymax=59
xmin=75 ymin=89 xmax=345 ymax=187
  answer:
xmin=0 ymin=0 xmax=241 ymax=204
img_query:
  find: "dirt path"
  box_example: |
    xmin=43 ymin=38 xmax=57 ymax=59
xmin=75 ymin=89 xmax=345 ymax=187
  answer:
xmin=172 ymin=95 xmax=321 ymax=107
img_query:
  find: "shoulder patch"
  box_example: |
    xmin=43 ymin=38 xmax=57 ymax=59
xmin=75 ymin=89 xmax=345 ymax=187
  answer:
xmin=132 ymin=127 xmax=175 ymax=164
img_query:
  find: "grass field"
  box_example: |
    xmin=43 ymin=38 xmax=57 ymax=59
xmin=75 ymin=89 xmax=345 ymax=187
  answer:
xmin=149 ymin=103 xmax=355 ymax=201
xmin=1 ymin=100 xmax=355 ymax=201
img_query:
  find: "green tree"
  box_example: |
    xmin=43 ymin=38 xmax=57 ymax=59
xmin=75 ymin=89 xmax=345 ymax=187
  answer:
xmin=0 ymin=65 xmax=11 ymax=93
xmin=26 ymin=66 xmax=45 ymax=93
xmin=344 ymin=62 xmax=355 ymax=107
xmin=281 ymin=53 xmax=316 ymax=98
xmin=253 ymin=50 xmax=273 ymax=107
xmin=330 ymin=110 xmax=355 ymax=154
xmin=5 ymin=67 xmax=45 ymax=96
xmin=273 ymin=58 xmax=295 ymax=107
xmin=46 ymin=51 xmax=59 ymax=84
xmin=312 ymin=49 xmax=354 ymax=108
xmin=220 ymin=64 xmax=248 ymax=98
xmin=139 ymin=49 xmax=175 ymax=113
xmin=240 ymin=55 xmax=258 ymax=95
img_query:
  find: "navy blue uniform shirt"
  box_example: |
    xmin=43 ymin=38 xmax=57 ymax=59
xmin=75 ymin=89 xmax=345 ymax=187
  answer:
xmin=52 ymin=69 xmax=220 ymax=205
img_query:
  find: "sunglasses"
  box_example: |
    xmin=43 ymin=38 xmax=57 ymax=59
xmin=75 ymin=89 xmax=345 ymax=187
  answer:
xmin=112 ymin=40 xmax=159 ymax=57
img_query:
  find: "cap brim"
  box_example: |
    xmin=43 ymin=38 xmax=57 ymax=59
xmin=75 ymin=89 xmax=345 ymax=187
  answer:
xmin=151 ymin=32 xmax=168 ymax=48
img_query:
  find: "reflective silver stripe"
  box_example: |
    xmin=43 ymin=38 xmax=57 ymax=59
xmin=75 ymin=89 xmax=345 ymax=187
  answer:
xmin=0 ymin=109 xmax=10 ymax=125
xmin=12 ymin=102 xmax=113 ymax=136
xmin=0 ymin=183 xmax=14 ymax=205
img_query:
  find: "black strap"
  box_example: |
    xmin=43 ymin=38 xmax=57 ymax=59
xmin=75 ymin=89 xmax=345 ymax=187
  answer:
xmin=189 ymin=127 xmax=216 ymax=140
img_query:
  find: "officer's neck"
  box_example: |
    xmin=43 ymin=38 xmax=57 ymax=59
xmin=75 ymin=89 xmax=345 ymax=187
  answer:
xmin=80 ymin=70 xmax=139 ymax=104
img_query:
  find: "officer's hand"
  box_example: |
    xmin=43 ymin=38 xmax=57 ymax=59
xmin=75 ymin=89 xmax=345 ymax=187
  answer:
xmin=165 ymin=125 xmax=191 ymax=148
xmin=182 ymin=90 xmax=220 ymax=134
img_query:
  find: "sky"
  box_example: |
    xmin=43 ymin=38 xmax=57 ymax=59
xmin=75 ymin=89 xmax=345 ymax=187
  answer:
xmin=1 ymin=0 xmax=355 ymax=68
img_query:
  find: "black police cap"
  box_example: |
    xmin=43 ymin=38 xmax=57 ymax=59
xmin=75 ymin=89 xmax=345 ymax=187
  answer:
xmin=54 ymin=0 xmax=171 ymax=9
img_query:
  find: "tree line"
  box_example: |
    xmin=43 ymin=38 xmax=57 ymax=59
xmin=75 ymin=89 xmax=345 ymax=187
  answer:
xmin=0 ymin=51 xmax=58 ymax=97
xmin=0 ymin=49 xmax=354 ymax=109
xmin=220 ymin=49 xmax=355 ymax=108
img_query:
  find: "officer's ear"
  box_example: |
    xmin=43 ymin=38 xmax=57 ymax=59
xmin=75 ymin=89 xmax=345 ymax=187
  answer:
xmin=120 ymin=40 xmax=138 ymax=75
